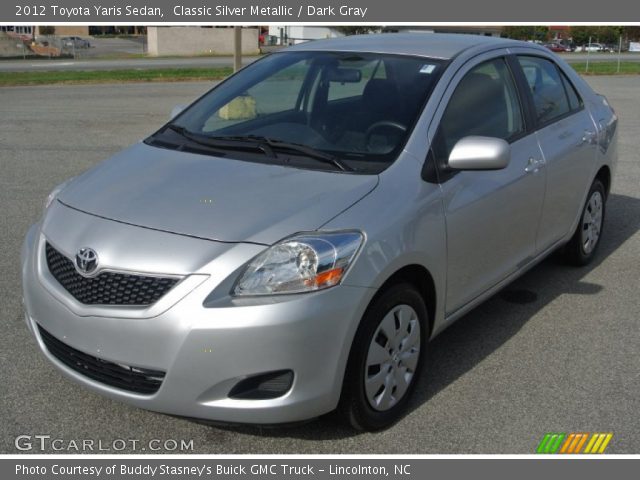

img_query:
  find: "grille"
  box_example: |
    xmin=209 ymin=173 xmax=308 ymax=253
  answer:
xmin=45 ymin=242 xmax=179 ymax=306
xmin=38 ymin=325 xmax=165 ymax=395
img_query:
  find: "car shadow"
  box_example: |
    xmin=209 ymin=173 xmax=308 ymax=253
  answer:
xmin=197 ymin=192 xmax=640 ymax=441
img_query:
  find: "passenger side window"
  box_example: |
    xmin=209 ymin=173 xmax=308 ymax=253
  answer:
xmin=433 ymin=58 xmax=524 ymax=162
xmin=517 ymin=56 xmax=582 ymax=125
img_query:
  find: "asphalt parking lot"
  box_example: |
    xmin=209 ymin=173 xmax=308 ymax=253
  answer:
xmin=0 ymin=76 xmax=638 ymax=454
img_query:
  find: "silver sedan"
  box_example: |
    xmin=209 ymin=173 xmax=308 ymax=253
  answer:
xmin=21 ymin=34 xmax=617 ymax=430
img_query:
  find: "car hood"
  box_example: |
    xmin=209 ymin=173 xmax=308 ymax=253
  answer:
xmin=58 ymin=142 xmax=378 ymax=245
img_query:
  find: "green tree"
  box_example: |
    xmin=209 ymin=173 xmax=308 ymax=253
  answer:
xmin=569 ymin=26 xmax=624 ymax=45
xmin=333 ymin=27 xmax=379 ymax=36
xmin=596 ymin=26 xmax=623 ymax=44
xmin=623 ymin=26 xmax=640 ymax=41
xmin=501 ymin=26 xmax=549 ymax=42
xmin=501 ymin=26 xmax=532 ymax=40
xmin=570 ymin=26 xmax=597 ymax=45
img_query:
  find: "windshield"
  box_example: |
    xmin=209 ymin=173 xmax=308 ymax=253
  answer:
xmin=149 ymin=51 xmax=445 ymax=173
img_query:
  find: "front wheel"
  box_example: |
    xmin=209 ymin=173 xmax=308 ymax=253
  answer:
xmin=564 ymin=178 xmax=606 ymax=266
xmin=339 ymin=283 xmax=428 ymax=431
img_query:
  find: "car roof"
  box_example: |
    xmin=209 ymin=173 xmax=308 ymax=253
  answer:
xmin=284 ymin=33 xmax=531 ymax=60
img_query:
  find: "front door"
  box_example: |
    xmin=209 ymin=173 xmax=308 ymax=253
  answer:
xmin=429 ymin=56 xmax=547 ymax=314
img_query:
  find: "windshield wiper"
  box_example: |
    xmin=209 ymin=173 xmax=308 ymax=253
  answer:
xmin=163 ymin=128 xmax=351 ymax=171
xmin=210 ymin=135 xmax=352 ymax=172
xmin=164 ymin=125 xmax=276 ymax=157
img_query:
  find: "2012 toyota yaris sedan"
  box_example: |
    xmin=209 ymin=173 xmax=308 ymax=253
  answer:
xmin=21 ymin=34 xmax=617 ymax=431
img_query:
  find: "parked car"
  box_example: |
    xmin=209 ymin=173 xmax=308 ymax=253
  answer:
xmin=543 ymin=42 xmax=570 ymax=52
xmin=22 ymin=34 xmax=618 ymax=431
xmin=578 ymin=42 xmax=605 ymax=52
xmin=602 ymin=43 xmax=622 ymax=53
xmin=62 ymin=36 xmax=90 ymax=49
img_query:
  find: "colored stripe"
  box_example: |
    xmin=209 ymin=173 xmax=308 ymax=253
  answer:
xmin=567 ymin=433 xmax=580 ymax=453
xmin=545 ymin=434 xmax=560 ymax=453
xmin=538 ymin=432 xmax=613 ymax=454
xmin=537 ymin=433 xmax=553 ymax=453
xmin=591 ymin=434 xmax=606 ymax=453
xmin=597 ymin=433 xmax=613 ymax=453
xmin=574 ymin=433 xmax=589 ymax=453
xmin=584 ymin=434 xmax=599 ymax=453
xmin=549 ymin=433 xmax=566 ymax=453
xmin=560 ymin=433 xmax=575 ymax=454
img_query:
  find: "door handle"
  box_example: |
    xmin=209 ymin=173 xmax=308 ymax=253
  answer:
xmin=525 ymin=157 xmax=544 ymax=174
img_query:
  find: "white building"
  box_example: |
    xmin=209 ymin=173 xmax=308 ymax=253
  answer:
xmin=147 ymin=27 xmax=260 ymax=56
xmin=267 ymin=26 xmax=345 ymax=45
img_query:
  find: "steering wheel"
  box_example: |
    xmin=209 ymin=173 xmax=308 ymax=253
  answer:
xmin=364 ymin=121 xmax=407 ymax=152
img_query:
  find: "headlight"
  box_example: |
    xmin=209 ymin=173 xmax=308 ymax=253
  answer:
xmin=233 ymin=231 xmax=364 ymax=296
xmin=44 ymin=178 xmax=74 ymax=211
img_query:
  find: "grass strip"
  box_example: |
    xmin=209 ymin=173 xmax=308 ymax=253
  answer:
xmin=570 ymin=61 xmax=640 ymax=75
xmin=0 ymin=67 xmax=233 ymax=86
xmin=1 ymin=62 xmax=639 ymax=87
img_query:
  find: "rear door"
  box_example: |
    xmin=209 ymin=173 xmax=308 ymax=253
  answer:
xmin=427 ymin=53 xmax=547 ymax=314
xmin=514 ymin=54 xmax=598 ymax=251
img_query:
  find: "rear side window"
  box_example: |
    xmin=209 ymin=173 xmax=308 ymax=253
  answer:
xmin=517 ymin=56 xmax=582 ymax=125
xmin=560 ymin=73 xmax=582 ymax=111
xmin=433 ymin=57 xmax=524 ymax=161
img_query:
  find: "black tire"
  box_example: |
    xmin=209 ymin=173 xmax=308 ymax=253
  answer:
xmin=564 ymin=178 xmax=606 ymax=266
xmin=338 ymin=283 xmax=428 ymax=431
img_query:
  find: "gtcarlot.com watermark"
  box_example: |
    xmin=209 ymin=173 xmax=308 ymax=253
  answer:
xmin=15 ymin=435 xmax=194 ymax=452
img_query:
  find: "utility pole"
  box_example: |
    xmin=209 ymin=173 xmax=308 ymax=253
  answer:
xmin=617 ymin=35 xmax=622 ymax=73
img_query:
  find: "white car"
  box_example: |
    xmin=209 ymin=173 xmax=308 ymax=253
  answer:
xmin=579 ymin=43 xmax=605 ymax=52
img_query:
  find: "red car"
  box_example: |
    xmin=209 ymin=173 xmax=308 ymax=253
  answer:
xmin=544 ymin=42 xmax=569 ymax=52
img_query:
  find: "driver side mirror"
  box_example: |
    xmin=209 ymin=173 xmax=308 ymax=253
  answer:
xmin=448 ymin=136 xmax=510 ymax=171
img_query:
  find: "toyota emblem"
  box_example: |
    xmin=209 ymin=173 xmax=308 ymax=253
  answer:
xmin=75 ymin=247 xmax=99 ymax=276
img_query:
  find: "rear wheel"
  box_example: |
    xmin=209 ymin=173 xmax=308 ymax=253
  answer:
xmin=339 ymin=283 xmax=427 ymax=431
xmin=564 ymin=178 xmax=606 ymax=266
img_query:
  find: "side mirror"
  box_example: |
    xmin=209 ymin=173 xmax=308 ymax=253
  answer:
xmin=170 ymin=104 xmax=187 ymax=120
xmin=448 ymin=136 xmax=510 ymax=171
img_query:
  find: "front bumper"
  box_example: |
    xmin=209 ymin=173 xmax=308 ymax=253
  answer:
xmin=21 ymin=210 xmax=374 ymax=424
